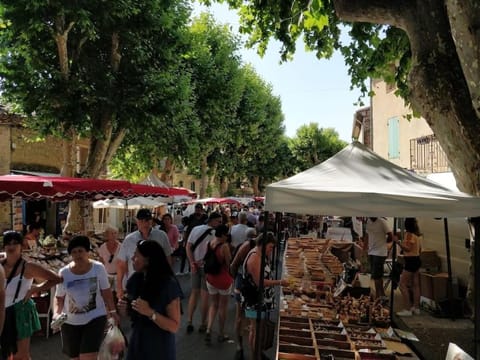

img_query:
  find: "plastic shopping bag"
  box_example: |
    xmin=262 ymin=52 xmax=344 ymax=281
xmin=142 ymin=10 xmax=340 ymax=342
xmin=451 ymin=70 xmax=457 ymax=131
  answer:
xmin=98 ymin=319 xmax=126 ymax=360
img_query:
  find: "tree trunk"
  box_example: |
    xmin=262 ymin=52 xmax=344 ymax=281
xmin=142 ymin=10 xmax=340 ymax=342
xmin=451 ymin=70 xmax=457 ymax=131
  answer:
xmin=251 ymin=176 xmax=260 ymax=196
xmin=335 ymin=0 xmax=480 ymax=316
xmin=334 ymin=0 xmax=480 ymax=194
xmin=219 ymin=177 xmax=229 ymax=196
xmin=161 ymin=158 xmax=175 ymax=185
xmin=200 ymin=157 xmax=208 ymax=198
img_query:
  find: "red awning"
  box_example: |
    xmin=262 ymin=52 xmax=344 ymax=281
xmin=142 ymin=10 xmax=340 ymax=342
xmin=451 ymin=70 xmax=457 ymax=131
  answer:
xmin=125 ymin=184 xmax=171 ymax=198
xmin=204 ymin=197 xmax=241 ymax=206
xmin=0 ymin=174 xmax=132 ymax=201
xmin=125 ymin=184 xmax=195 ymax=199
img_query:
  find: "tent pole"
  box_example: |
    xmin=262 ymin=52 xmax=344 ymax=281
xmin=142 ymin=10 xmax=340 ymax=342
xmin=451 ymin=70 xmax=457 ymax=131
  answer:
xmin=471 ymin=217 xmax=480 ymax=360
xmin=443 ymin=218 xmax=454 ymax=320
xmin=389 ymin=218 xmax=397 ymax=322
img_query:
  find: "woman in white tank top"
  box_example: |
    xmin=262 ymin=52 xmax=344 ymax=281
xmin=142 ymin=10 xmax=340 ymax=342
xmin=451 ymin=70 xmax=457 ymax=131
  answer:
xmin=1 ymin=230 xmax=62 ymax=360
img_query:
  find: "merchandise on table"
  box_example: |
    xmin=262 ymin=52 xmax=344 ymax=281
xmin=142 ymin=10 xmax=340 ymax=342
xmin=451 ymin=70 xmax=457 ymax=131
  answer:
xmin=276 ymin=237 xmax=417 ymax=360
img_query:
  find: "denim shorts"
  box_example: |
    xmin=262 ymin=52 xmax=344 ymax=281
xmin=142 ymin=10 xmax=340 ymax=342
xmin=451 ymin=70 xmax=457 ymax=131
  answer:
xmin=244 ymin=308 xmax=273 ymax=319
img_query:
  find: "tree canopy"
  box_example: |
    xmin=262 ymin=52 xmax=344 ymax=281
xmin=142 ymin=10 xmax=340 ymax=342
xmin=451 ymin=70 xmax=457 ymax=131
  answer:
xmin=289 ymin=123 xmax=347 ymax=172
xmin=0 ymin=0 xmax=193 ymax=178
xmin=213 ymin=0 xmax=480 ymax=196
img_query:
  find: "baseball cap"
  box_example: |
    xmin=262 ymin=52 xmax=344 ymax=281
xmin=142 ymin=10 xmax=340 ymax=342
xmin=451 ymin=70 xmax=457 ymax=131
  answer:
xmin=136 ymin=208 xmax=152 ymax=220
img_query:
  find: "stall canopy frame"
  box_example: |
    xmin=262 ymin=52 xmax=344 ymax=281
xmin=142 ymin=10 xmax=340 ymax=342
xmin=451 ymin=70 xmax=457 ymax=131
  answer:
xmin=265 ymin=141 xmax=480 ymax=359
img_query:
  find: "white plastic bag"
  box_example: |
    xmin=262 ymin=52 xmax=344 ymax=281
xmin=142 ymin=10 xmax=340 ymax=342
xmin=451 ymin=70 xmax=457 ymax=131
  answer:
xmin=98 ymin=319 xmax=126 ymax=360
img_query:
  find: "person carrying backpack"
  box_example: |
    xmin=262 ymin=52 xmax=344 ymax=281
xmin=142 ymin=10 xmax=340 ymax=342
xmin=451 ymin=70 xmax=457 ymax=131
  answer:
xmin=204 ymin=224 xmax=233 ymax=345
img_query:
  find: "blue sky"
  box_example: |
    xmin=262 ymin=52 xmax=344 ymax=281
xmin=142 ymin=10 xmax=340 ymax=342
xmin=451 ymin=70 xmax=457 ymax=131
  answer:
xmin=193 ymin=2 xmax=365 ymax=142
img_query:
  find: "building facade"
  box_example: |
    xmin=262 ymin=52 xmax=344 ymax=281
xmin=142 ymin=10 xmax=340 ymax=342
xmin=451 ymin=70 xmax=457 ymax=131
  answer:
xmin=365 ymin=79 xmax=469 ymax=288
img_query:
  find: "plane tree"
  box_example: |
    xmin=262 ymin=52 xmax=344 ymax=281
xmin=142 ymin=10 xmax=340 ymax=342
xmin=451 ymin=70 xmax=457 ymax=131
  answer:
xmin=211 ymin=0 xmax=480 ymax=196
xmin=289 ymin=123 xmax=347 ymax=172
xmin=0 ymin=0 xmax=193 ymax=231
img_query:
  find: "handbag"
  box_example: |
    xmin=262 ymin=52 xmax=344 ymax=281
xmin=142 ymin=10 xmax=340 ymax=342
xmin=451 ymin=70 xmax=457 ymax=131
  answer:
xmin=12 ymin=261 xmax=41 ymax=339
xmin=14 ymin=299 xmax=41 ymax=339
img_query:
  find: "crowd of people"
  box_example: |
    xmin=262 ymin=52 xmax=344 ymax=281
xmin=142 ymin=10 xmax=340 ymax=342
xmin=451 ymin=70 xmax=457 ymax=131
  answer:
xmin=0 ymin=206 xmax=424 ymax=360
xmin=5 ymin=201 xmax=274 ymax=360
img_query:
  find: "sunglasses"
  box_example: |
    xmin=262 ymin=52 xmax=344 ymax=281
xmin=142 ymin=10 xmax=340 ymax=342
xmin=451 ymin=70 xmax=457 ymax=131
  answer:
xmin=108 ymin=254 xmax=114 ymax=264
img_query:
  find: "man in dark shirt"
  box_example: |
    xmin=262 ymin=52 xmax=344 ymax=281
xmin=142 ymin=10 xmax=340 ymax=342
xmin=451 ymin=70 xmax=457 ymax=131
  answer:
xmin=184 ymin=203 xmax=208 ymax=241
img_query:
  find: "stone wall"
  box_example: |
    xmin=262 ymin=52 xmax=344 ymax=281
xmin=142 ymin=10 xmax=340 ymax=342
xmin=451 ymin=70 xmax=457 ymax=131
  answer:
xmin=10 ymin=128 xmax=63 ymax=173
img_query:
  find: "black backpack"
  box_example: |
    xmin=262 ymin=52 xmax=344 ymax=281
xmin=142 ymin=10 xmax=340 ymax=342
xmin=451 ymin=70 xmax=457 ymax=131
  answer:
xmin=240 ymin=251 xmax=260 ymax=306
xmin=203 ymin=242 xmax=223 ymax=275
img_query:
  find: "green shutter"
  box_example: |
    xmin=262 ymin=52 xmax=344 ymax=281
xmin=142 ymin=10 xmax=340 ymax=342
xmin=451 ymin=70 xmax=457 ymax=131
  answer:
xmin=388 ymin=117 xmax=400 ymax=159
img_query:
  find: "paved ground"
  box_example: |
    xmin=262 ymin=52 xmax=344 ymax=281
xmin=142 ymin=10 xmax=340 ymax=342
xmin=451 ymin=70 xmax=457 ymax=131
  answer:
xmin=30 ymin=259 xmax=476 ymax=360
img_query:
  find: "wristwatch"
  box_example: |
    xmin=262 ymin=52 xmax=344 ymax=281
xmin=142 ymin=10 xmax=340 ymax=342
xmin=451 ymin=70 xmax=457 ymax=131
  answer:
xmin=150 ymin=311 xmax=157 ymax=321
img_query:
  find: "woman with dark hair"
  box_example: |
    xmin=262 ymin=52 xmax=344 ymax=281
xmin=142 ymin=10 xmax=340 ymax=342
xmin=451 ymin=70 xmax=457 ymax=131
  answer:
xmin=161 ymin=213 xmax=180 ymax=252
xmin=55 ymin=235 xmax=119 ymax=360
xmin=204 ymin=224 xmax=233 ymax=344
xmin=396 ymin=218 xmax=422 ymax=316
xmin=243 ymin=232 xmax=288 ymax=360
xmin=1 ymin=230 xmax=61 ymax=360
xmin=118 ymin=240 xmax=183 ymax=360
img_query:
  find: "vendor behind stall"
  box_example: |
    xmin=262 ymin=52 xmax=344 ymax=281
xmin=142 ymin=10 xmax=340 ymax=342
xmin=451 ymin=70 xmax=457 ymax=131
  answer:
xmin=365 ymin=217 xmax=394 ymax=300
xmin=98 ymin=226 xmax=121 ymax=296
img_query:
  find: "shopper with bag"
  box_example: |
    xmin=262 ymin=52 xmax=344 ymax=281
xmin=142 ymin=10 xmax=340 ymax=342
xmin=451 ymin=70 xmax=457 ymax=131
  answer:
xmin=55 ymin=235 xmax=119 ymax=360
xmin=242 ymin=232 xmax=288 ymax=360
xmin=203 ymin=224 xmax=233 ymax=345
xmin=0 ymin=230 xmax=62 ymax=360
xmin=117 ymin=240 xmax=183 ymax=360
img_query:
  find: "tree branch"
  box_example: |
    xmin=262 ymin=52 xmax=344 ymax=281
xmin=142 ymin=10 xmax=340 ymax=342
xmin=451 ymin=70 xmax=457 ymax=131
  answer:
xmin=53 ymin=14 xmax=75 ymax=81
xmin=333 ymin=0 xmax=414 ymax=29
xmin=111 ymin=32 xmax=122 ymax=72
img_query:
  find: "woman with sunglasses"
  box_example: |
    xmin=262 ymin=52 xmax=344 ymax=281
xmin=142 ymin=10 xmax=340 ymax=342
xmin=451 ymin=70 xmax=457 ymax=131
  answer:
xmin=98 ymin=226 xmax=120 ymax=296
xmin=118 ymin=240 xmax=183 ymax=360
xmin=1 ymin=230 xmax=62 ymax=360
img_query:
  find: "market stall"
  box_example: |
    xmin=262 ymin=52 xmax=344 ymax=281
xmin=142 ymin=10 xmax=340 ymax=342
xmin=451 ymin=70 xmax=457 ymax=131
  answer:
xmin=265 ymin=141 xmax=480 ymax=359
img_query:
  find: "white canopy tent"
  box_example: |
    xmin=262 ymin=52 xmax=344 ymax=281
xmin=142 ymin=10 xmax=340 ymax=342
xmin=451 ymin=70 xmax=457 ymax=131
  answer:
xmin=266 ymin=141 xmax=480 ymax=217
xmin=265 ymin=141 xmax=480 ymax=358
xmin=92 ymin=197 xmax=167 ymax=209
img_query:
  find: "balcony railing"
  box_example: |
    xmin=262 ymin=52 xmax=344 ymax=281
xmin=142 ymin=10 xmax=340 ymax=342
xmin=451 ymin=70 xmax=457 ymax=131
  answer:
xmin=410 ymin=135 xmax=450 ymax=173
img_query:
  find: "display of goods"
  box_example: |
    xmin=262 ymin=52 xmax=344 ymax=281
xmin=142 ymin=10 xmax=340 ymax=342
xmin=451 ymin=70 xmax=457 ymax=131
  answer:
xmin=278 ymin=353 xmax=316 ymax=360
xmin=358 ymin=352 xmax=396 ymax=360
xmin=352 ymin=339 xmax=386 ymax=351
xmin=317 ymin=348 xmax=356 ymax=360
xmin=278 ymin=344 xmax=316 ymax=357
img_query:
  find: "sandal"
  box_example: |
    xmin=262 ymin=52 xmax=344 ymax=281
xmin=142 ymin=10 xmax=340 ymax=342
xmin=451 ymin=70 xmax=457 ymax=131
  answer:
xmin=186 ymin=323 xmax=194 ymax=334
xmin=198 ymin=324 xmax=208 ymax=333
xmin=217 ymin=334 xmax=230 ymax=343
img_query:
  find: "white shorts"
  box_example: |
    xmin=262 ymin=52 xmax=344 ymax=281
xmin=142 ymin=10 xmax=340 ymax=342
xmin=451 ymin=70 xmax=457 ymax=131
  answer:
xmin=206 ymin=281 xmax=233 ymax=296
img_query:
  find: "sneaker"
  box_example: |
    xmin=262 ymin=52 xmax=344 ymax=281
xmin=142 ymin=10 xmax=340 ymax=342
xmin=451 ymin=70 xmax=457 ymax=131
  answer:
xmin=218 ymin=334 xmax=229 ymax=343
xmin=205 ymin=332 xmax=211 ymax=345
xmin=186 ymin=323 xmax=194 ymax=333
xmin=397 ymin=309 xmax=413 ymax=317
xmin=411 ymin=307 xmax=421 ymax=315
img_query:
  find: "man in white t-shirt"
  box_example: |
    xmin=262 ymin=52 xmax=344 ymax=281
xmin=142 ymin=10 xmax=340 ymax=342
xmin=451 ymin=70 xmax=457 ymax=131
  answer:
xmin=230 ymin=211 xmax=249 ymax=248
xmin=116 ymin=209 xmax=172 ymax=298
xmin=185 ymin=212 xmax=222 ymax=333
xmin=365 ymin=217 xmax=393 ymax=299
